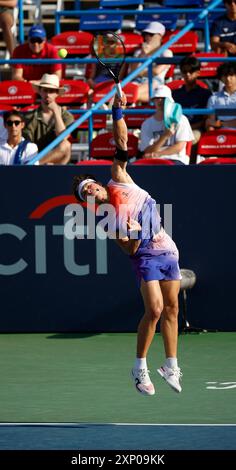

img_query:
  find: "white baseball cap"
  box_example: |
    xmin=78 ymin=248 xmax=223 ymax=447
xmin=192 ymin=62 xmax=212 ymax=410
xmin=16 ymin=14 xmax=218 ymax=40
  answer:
xmin=142 ymin=21 xmax=166 ymax=36
xmin=151 ymin=85 xmax=174 ymax=102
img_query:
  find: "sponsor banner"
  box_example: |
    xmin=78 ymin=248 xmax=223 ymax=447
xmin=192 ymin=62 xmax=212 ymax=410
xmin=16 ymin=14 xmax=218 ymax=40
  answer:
xmin=0 ymin=166 xmax=235 ymax=331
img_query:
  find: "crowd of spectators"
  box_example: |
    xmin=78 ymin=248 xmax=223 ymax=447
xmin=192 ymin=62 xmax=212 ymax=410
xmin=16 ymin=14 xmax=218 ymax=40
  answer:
xmin=0 ymin=0 xmax=235 ymax=165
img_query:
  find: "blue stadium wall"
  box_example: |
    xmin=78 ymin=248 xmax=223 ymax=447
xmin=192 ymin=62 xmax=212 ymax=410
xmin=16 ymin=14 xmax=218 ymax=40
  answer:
xmin=0 ymin=165 xmax=235 ymax=332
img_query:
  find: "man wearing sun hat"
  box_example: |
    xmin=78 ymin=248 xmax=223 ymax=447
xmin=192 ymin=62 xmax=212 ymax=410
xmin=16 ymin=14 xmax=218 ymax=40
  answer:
xmin=23 ymin=74 xmax=74 ymax=165
xmin=129 ymin=21 xmax=173 ymax=103
xmin=139 ymin=85 xmax=194 ymax=165
xmin=11 ymin=24 xmax=62 ymax=82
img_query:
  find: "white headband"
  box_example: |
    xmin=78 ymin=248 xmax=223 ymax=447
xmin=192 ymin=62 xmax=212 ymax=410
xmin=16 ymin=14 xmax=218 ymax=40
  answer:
xmin=77 ymin=179 xmax=95 ymax=201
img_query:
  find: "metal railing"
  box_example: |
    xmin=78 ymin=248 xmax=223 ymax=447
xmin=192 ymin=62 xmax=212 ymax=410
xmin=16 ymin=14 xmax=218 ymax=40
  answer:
xmin=9 ymin=0 xmax=226 ymax=164
xmin=54 ymin=6 xmax=225 ymax=51
xmin=23 ymin=0 xmax=223 ymax=164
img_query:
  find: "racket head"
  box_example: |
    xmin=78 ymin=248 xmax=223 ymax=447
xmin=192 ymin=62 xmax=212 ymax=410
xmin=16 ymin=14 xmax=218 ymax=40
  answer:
xmin=92 ymin=32 xmax=126 ymax=83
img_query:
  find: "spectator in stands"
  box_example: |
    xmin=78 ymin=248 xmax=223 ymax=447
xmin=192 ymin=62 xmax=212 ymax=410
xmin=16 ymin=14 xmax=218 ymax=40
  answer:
xmin=23 ymin=74 xmax=74 ymax=165
xmin=0 ymin=1 xmax=16 ymax=56
xmin=210 ymin=0 xmax=236 ymax=57
xmin=11 ymin=24 xmax=62 ymax=82
xmin=172 ymin=56 xmax=212 ymax=163
xmin=0 ymin=110 xmax=38 ymax=165
xmin=206 ymin=62 xmax=236 ymax=131
xmin=129 ymin=22 xmax=173 ymax=103
xmin=139 ymin=86 xmax=193 ymax=165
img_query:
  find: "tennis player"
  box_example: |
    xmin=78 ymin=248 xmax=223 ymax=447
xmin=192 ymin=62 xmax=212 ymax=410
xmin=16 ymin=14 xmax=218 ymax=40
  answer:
xmin=73 ymin=93 xmax=182 ymax=396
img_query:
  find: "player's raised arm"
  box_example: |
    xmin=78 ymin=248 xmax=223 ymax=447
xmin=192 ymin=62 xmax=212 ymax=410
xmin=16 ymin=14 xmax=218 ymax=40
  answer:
xmin=111 ymin=93 xmax=134 ymax=184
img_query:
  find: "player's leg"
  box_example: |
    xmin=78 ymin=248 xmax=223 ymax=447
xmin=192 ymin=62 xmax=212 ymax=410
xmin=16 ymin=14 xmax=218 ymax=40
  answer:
xmin=131 ymin=280 xmax=163 ymax=396
xmin=137 ymin=83 xmax=149 ymax=103
xmin=0 ymin=11 xmax=15 ymax=56
xmin=39 ymin=140 xmax=71 ymax=165
xmin=158 ymin=280 xmax=182 ymax=392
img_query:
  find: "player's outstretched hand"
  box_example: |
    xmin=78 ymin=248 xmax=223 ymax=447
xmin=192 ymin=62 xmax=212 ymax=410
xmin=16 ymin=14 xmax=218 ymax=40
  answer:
xmin=113 ymin=92 xmax=127 ymax=108
xmin=127 ymin=216 xmax=141 ymax=233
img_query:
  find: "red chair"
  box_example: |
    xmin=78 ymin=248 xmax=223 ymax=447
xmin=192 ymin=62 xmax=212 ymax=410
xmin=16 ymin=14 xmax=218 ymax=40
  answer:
xmin=91 ymin=132 xmax=138 ymax=159
xmin=0 ymin=81 xmax=36 ymax=106
xmin=51 ymin=31 xmax=93 ymax=56
xmin=69 ymin=113 xmax=107 ymax=146
xmin=197 ymin=130 xmax=236 ymax=161
xmin=186 ymin=141 xmax=193 ymax=157
xmin=167 ymin=79 xmax=209 ymax=90
xmin=165 ymin=64 xmax=175 ymax=80
xmin=0 ymin=104 xmax=14 ymax=111
xmin=76 ymin=159 xmax=113 ymax=165
xmin=125 ymin=105 xmax=155 ymax=128
xmin=194 ymin=53 xmax=225 ymax=78
xmin=57 ymin=80 xmax=89 ymax=105
xmin=163 ymin=31 xmax=198 ymax=54
xmin=92 ymin=80 xmax=139 ymax=104
xmin=199 ymin=157 xmax=236 ymax=165
xmin=119 ymin=32 xmax=143 ymax=54
xmin=132 ymin=158 xmax=175 ymax=165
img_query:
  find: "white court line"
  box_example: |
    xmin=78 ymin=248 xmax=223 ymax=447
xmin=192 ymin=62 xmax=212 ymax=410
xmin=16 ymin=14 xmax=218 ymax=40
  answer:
xmin=0 ymin=423 xmax=235 ymax=427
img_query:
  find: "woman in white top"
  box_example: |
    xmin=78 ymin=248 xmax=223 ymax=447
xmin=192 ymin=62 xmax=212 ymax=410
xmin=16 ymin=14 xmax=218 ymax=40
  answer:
xmin=129 ymin=22 xmax=173 ymax=103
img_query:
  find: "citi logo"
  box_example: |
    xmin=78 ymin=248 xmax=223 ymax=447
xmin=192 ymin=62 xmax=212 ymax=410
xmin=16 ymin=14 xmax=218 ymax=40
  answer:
xmin=0 ymin=196 xmax=173 ymax=277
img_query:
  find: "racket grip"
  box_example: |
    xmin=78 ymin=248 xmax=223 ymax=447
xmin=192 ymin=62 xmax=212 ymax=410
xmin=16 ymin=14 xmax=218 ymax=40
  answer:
xmin=116 ymin=82 xmax=123 ymax=99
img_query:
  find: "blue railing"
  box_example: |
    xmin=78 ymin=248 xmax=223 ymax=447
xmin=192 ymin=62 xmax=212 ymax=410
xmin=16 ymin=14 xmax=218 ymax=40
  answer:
xmin=54 ymin=7 xmax=225 ymax=51
xmin=9 ymin=0 xmax=225 ymax=164
xmin=24 ymin=0 xmax=225 ymax=164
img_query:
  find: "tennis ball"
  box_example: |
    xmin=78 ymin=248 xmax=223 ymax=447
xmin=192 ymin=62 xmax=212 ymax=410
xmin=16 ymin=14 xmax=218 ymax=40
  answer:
xmin=58 ymin=48 xmax=68 ymax=58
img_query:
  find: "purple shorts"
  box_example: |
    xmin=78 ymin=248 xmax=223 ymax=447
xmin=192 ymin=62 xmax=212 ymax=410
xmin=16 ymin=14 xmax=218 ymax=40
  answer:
xmin=130 ymin=251 xmax=181 ymax=288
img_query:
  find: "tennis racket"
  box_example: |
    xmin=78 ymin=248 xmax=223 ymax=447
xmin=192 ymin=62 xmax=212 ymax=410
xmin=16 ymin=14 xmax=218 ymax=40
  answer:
xmin=92 ymin=32 xmax=126 ymax=99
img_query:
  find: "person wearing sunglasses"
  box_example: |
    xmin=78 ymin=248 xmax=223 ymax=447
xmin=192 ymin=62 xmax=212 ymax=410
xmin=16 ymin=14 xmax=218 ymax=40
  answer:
xmin=0 ymin=111 xmax=38 ymax=165
xmin=210 ymin=0 xmax=236 ymax=57
xmin=11 ymin=24 xmax=62 ymax=82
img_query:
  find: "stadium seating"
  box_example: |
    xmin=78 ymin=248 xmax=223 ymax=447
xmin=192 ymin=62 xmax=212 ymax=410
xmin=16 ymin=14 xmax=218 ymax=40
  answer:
xmin=119 ymin=32 xmax=143 ymax=55
xmin=163 ymin=0 xmax=204 ymax=6
xmin=194 ymin=53 xmax=226 ymax=78
xmin=167 ymin=79 xmax=209 ymax=90
xmin=100 ymin=0 xmax=144 ymax=5
xmin=125 ymin=105 xmax=155 ymax=129
xmin=51 ymin=31 xmax=93 ymax=56
xmin=135 ymin=9 xmax=178 ymax=32
xmin=199 ymin=157 xmax=236 ymax=165
xmin=186 ymin=11 xmax=223 ymax=30
xmin=132 ymin=158 xmax=175 ymax=165
xmin=163 ymin=31 xmax=198 ymax=54
xmin=91 ymin=132 xmax=138 ymax=159
xmin=76 ymin=159 xmax=113 ymax=165
xmin=0 ymin=104 xmax=15 ymax=111
xmin=197 ymin=130 xmax=236 ymax=161
xmin=56 ymin=80 xmax=89 ymax=105
xmin=0 ymin=81 xmax=36 ymax=106
xmin=51 ymin=31 xmax=94 ymax=78
xmin=70 ymin=114 xmax=107 ymax=132
xmin=92 ymin=81 xmax=139 ymax=104
xmin=80 ymin=13 xmax=123 ymax=31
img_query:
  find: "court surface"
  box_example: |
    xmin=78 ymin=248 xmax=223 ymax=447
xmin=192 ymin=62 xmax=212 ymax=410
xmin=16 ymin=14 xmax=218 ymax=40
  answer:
xmin=0 ymin=332 xmax=235 ymax=449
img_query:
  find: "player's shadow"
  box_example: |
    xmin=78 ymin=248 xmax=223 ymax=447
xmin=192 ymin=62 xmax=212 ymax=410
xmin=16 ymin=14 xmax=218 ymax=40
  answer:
xmin=46 ymin=333 xmax=103 ymax=339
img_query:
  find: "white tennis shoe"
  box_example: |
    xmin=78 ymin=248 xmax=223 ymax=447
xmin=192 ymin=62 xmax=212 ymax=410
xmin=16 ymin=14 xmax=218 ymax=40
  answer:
xmin=157 ymin=365 xmax=182 ymax=393
xmin=131 ymin=368 xmax=155 ymax=396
